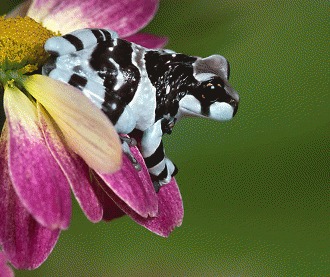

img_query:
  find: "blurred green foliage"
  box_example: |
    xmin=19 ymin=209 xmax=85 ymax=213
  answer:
xmin=1 ymin=0 xmax=329 ymax=276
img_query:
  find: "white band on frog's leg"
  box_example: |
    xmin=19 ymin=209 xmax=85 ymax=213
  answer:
xmin=141 ymin=120 xmax=164 ymax=172
xmin=141 ymin=120 xmax=174 ymax=189
xmin=140 ymin=120 xmax=163 ymax=157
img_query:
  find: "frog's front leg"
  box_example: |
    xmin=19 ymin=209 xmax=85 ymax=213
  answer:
xmin=140 ymin=119 xmax=178 ymax=192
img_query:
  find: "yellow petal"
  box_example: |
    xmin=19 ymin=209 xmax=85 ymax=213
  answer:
xmin=23 ymin=75 xmax=122 ymax=173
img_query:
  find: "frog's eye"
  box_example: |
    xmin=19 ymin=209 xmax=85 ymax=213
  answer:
xmin=197 ymin=78 xmax=228 ymax=104
xmin=200 ymin=82 xmax=222 ymax=103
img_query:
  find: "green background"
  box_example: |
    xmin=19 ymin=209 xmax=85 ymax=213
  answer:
xmin=1 ymin=0 xmax=329 ymax=276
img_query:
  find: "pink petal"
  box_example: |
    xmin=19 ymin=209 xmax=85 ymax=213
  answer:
xmin=144 ymin=179 xmax=184 ymax=237
xmin=89 ymin=174 xmax=125 ymax=221
xmin=37 ymin=104 xmax=103 ymax=223
xmin=126 ymin=33 xmax=168 ymax=49
xmin=27 ymin=0 xmax=159 ymax=36
xmin=121 ymin=179 xmax=184 ymax=237
xmin=0 ymin=251 xmax=14 ymax=277
xmin=0 ymin=125 xmax=60 ymax=270
xmin=96 ymin=176 xmax=183 ymax=237
xmin=4 ymin=87 xmax=71 ymax=230
xmin=97 ymin=142 xmax=158 ymax=218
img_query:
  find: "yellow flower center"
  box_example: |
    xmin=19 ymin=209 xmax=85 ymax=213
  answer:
xmin=0 ymin=16 xmax=57 ymax=83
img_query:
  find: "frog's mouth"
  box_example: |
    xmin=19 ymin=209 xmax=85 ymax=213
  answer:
xmin=179 ymin=95 xmax=236 ymax=121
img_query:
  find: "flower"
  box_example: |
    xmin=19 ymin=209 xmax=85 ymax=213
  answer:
xmin=0 ymin=15 xmax=122 ymax=270
xmin=0 ymin=0 xmax=183 ymax=271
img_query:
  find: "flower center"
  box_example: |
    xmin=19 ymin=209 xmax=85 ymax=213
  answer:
xmin=0 ymin=16 xmax=57 ymax=83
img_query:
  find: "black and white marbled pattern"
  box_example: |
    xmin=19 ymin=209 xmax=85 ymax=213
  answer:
xmin=43 ymin=28 xmax=239 ymax=191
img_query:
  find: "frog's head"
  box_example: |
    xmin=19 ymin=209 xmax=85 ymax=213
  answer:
xmin=179 ymin=55 xmax=239 ymax=121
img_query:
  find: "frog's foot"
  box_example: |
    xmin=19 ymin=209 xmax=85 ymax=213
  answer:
xmin=120 ymin=136 xmax=141 ymax=171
